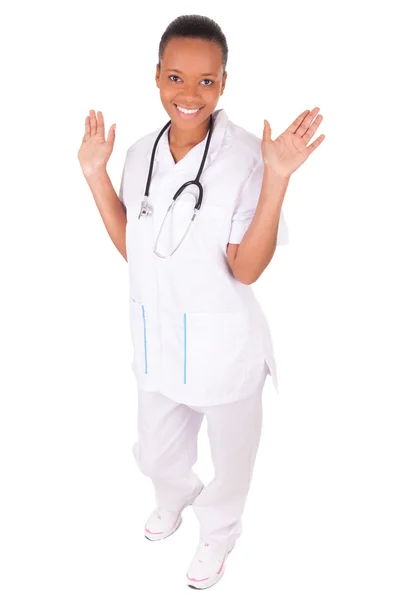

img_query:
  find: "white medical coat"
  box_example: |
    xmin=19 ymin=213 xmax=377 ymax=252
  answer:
xmin=119 ymin=108 xmax=289 ymax=407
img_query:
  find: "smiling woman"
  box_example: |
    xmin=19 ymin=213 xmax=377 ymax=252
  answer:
xmin=78 ymin=10 xmax=325 ymax=594
xmin=155 ymin=18 xmax=228 ymax=153
xmin=116 ymin=15 xmax=291 ymax=592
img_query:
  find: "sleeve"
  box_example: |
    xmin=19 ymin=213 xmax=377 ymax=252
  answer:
xmin=228 ymin=159 xmax=289 ymax=246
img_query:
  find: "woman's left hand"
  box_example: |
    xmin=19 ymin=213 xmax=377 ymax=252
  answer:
xmin=262 ymin=107 xmax=325 ymax=179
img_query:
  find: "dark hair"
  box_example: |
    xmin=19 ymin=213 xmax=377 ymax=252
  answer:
xmin=158 ymin=14 xmax=228 ymax=74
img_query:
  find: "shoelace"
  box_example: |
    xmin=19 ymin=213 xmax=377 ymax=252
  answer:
xmin=195 ymin=540 xmax=225 ymax=564
xmin=153 ymin=507 xmax=177 ymax=521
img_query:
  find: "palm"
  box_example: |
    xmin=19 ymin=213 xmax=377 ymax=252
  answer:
xmin=262 ymin=107 xmax=325 ymax=178
xmin=78 ymin=110 xmax=116 ymax=177
xmin=79 ymin=135 xmax=110 ymax=167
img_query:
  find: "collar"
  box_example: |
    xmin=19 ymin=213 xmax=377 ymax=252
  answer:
xmin=145 ymin=108 xmax=230 ymax=168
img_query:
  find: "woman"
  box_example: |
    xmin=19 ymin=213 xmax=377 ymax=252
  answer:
xmin=78 ymin=14 xmax=324 ymax=591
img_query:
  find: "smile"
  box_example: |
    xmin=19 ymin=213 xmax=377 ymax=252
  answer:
xmin=174 ymin=104 xmax=204 ymax=117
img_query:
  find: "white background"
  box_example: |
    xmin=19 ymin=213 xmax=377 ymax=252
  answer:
xmin=1 ymin=0 xmax=399 ymax=598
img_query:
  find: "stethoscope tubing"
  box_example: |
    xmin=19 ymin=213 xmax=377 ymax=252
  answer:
xmin=138 ymin=113 xmax=214 ymax=257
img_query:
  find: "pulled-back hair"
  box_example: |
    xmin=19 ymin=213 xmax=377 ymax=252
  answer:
xmin=158 ymin=14 xmax=228 ymax=74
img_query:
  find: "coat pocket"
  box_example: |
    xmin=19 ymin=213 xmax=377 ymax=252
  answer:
xmin=129 ymin=298 xmax=148 ymax=375
xmin=183 ymin=311 xmax=251 ymax=395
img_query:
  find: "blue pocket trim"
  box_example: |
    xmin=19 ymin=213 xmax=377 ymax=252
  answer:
xmin=142 ymin=305 xmax=148 ymax=374
xmin=183 ymin=313 xmax=187 ymax=384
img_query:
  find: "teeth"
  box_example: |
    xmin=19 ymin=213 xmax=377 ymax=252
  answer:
xmin=176 ymin=105 xmax=201 ymax=114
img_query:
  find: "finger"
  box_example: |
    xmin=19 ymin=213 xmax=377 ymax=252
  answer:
xmin=306 ymin=134 xmax=326 ymax=155
xmin=296 ymin=107 xmax=320 ymax=136
xmin=287 ymin=110 xmax=310 ymax=133
xmin=84 ymin=116 xmax=90 ymax=140
xmin=89 ymin=109 xmax=97 ymax=136
xmin=302 ymin=114 xmax=323 ymax=144
xmin=97 ymin=111 xmax=105 ymax=140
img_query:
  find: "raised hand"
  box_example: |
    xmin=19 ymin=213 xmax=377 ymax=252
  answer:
xmin=262 ymin=107 xmax=325 ymax=178
xmin=78 ymin=110 xmax=116 ymax=178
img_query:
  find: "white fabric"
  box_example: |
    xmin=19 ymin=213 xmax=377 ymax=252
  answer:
xmin=133 ymin=372 xmax=266 ymax=547
xmin=144 ymin=482 xmax=203 ymax=540
xmin=229 ymin=157 xmax=289 ymax=244
xmin=120 ymin=108 xmax=288 ymax=405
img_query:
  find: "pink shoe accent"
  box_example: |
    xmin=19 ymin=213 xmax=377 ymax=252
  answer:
xmin=145 ymin=528 xmax=164 ymax=535
xmin=187 ymin=575 xmax=210 ymax=582
xmin=217 ymin=553 xmax=227 ymax=575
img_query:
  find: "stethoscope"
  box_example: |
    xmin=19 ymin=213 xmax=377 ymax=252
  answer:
xmin=138 ymin=113 xmax=214 ymax=258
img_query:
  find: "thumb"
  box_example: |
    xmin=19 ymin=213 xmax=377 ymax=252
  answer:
xmin=107 ymin=124 xmax=116 ymax=146
xmin=263 ymin=119 xmax=272 ymax=141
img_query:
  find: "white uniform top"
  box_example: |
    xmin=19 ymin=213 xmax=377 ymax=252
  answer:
xmin=119 ymin=108 xmax=289 ymax=407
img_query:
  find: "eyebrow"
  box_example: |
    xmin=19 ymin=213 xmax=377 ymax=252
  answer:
xmin=167 ymin=69 xmax=217 ymax=77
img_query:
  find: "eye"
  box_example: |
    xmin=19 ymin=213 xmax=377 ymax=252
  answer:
xmin=169 ymin=75 xmax=182 ymax=83
xmin=201 ymin=79 xmax=214 ymax=86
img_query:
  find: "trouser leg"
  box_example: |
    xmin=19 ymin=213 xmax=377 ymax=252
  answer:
xmin=133 ymin=387 xmax=204 ymax=512
xmin=192 ymin=384 xmax=264 ymax=546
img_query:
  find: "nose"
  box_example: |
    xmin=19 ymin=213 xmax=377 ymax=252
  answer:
xmin=182 ymin=81 xmax=199 ymax=103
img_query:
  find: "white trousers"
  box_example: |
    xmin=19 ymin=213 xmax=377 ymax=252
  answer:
xmin=132 ymin=369 xmax=267 ymax=547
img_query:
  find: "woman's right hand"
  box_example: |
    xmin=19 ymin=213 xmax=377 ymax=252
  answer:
xmin=78 ymin=110 xmax=116 ymax=178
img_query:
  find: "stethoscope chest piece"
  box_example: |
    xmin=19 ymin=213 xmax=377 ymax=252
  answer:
xmin=138 ymin=200 xmax=153 ymax=219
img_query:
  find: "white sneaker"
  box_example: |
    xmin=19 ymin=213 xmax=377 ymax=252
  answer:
xmin=186 ymin=539 xmax=236 ymax=589
xmin=144 ymin=485 xmax=203 ymax=542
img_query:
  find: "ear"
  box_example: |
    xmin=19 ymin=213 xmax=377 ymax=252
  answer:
xmin=155 ymin=63 xmax=160 ymax=88
xmin=220 ymin=71 xmax=228 ymax=96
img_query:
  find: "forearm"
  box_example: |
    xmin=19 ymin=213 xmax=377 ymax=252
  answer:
xmin=232 ymin=166 xmax=290 ymax=284
xmin=86 ymin=169 xmax=128 ymax=261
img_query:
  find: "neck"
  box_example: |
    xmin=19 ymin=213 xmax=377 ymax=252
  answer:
xmin=169 ymin=116 xmax=211 ymax=149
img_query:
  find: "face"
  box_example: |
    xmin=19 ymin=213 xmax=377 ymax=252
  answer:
xmin=155 ymin=37 xmax=227 ymax=131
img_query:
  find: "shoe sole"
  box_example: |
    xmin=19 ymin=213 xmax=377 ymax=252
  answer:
xmin=144 ymin=484 xmax=204 ymax=542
